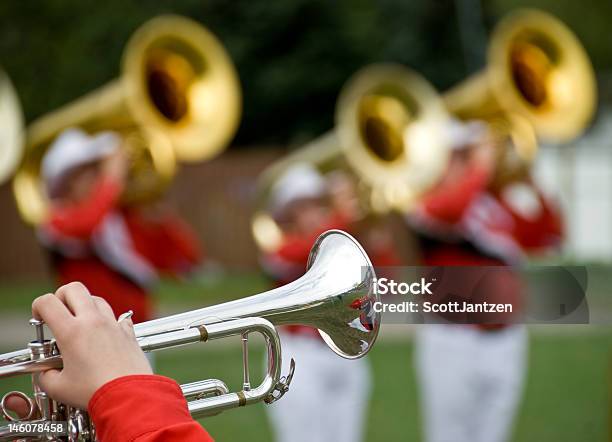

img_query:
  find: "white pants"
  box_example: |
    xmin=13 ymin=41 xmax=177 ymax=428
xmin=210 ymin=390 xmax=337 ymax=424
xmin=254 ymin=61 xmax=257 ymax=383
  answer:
xmin=266 ymin=333 xmax=371 ymax=442
xmin=415 ymin=325 xmax=527 ymax=442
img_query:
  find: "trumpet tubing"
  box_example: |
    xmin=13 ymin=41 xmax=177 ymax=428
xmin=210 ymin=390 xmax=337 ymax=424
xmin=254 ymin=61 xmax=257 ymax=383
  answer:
xmin=0 ymin=230 xmax=379 ymax=440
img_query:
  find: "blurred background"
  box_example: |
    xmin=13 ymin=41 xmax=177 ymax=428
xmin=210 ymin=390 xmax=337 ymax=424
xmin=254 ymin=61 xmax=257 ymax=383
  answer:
xmin=1 ymin=0 xmax=611 ymax=440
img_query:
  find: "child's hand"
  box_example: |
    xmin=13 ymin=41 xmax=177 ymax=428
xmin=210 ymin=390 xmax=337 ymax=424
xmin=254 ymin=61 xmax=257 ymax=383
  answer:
xmin=102 ymin=148 xmax=129 ymax=183
xmin=31 ymin=282 xmax=152 ymax=410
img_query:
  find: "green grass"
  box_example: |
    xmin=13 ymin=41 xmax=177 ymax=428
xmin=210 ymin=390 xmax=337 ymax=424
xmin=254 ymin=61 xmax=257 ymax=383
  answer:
xmin=1 ymin=270 xmax=611 ymax=440
xmin=0 ymin=281 xmax=56 ymax=311
xmin=0 ymin=272 xmax=270 ymax=313
xmin=155 ymin=272 xmax=270 ymax=308
xmin=1 ymin=333 xmax=610 ymax=441
xmin=514 ymin=331 xmax=611 ymax=442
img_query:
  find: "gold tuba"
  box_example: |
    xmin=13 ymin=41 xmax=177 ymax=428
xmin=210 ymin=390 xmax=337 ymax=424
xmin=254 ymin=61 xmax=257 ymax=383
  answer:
xmin=252 ymin=64 xmax=451 ymax=252
xmin=13 ymin=15 xmax=242 ymax=225
xmin=0 ymin=68 xmax=24 ymax=186
xmin=443 ymin=9 xmax=596 ymax=182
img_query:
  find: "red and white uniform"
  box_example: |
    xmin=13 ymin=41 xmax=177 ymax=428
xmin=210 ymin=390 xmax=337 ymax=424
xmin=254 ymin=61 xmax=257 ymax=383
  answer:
xmin=89 ymin=374 xmax=212 ymax=442
xmin=408 ymin=166 xmax=563 ymax=442
xmin=263 ymin=213 xmax=378 ymax=442
xmin=39 ymin=176 xmax=201 ymax=324
xmin=409 ymin=166 xmax=562 ymax=266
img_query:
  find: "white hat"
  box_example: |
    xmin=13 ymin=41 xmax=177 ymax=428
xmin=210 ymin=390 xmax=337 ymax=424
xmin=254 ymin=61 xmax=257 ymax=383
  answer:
xmin=269 ymin=163 xmax=326 ymax=215
xmin=446 ymin=118 xmax=488 ymax=150
xmin=42 ymin=128 xmax=121 ymax=196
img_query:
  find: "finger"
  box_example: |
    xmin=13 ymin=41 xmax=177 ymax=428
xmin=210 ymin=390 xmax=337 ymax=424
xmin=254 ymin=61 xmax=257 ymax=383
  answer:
xmin=31 ymin=294 xmax=73 ymax=337
xmin=36 ymin=370 xmax=64 ymax=402
xmin=92 ymin=296 xmax=115 ymax=320
xmin=3 ymin=394 xmax=34 ymax=419
xmin=54 ymin=282 xmax=97 ymax=316
xmin=119 ymin=318 xmax=137 ymax=340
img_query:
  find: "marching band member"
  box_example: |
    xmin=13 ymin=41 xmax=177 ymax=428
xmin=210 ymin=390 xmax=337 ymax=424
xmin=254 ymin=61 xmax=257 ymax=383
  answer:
xmin=6 ymin=282 xmax=213 ymax=442
xmin=408 ymin=119 xmax=563 ymax=442
xmin=38 ymin=128 xmax=202 ymax=326
xmin=261 ymin=163 xmax=372 ymax=442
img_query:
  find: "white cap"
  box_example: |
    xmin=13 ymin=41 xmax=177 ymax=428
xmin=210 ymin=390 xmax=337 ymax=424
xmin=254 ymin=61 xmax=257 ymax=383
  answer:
xmin=42 ymin=128 xmax=121 ymax=197
xmin=447 ymin=118 xmax=488 ymax=150
xmin=269 ymin=163 xmax=326 ymax=215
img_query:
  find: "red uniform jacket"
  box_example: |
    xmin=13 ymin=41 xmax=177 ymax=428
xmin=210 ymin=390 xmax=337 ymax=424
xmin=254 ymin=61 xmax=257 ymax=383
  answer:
xmin=408 ymin=167 xmax=563 ymax=327
xmin=410 ymin=167 xmax=563 ymax=265
xmin=89 ymin=375 xmax=213 ymax=441
xmin=39 ymin=177 xmax=202 ymax=323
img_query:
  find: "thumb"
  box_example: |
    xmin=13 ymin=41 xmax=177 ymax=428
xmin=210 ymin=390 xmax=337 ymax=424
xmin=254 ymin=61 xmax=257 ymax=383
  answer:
xmin=120 ymin=318 xmax=137 ymax=340
xmin=36 ymin=369 xmax=64 ymax=400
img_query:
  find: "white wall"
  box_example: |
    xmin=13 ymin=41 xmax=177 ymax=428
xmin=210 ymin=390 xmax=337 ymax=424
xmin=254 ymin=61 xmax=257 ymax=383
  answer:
xmin=533 ymin=110 xmax=612 ymax=262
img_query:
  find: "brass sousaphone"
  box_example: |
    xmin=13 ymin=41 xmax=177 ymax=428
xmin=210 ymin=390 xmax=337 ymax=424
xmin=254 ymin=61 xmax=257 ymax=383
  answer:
xmin=443 ymin=9 xmax=597 ymax=183
xmin=252 ymin=64 xmax=451 ymax=252
xmin=0 ymin=68 xmax=24 ymax=187
xmin=13 ymin=15 xmax=242 ymax=225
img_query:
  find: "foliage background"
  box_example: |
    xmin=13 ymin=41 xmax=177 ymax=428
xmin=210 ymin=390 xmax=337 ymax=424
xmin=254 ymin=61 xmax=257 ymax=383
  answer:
xmin=1 ymin=0 xmax=611 ymax=147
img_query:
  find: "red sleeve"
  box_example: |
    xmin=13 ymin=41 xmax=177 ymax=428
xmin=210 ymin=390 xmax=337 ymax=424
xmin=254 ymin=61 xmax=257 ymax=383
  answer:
xmin=263 ymin=212 xmax=352 ymax=285
xmin=505 ymin=191 xmax=564 ymax=252
xmin=47 ymin=177 xmax=122 ymax=239
xmin=89 ymin=375 xmax=213 ymax=442
xmin=125 ymin=211 xmax=203 ymax=274
xmin=276 ymin=236 xmax=313 ymax=265
xmin=276 ymin=211 xmax=353 ymax=264
xmin=158 ymin=216 xmax=202 ymax=267
xmin=420 ymin=167 xmax=490 ymax=224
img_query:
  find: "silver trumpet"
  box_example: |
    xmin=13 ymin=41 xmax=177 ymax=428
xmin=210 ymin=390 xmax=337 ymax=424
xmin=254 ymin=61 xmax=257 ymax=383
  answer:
xmin=0 ymin=230 xmax=379 ymax=441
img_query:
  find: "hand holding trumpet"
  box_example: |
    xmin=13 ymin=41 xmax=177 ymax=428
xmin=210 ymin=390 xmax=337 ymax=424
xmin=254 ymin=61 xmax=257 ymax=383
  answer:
xmin=7 ymin=283 xmax=151 ymax=413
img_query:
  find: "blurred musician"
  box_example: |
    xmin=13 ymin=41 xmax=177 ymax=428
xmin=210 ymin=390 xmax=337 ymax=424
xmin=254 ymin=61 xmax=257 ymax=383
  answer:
xmin=327 ymin=170 xmax=402 ymax=268
xmin=408 ymin=119 xmax=563 ymax=442
xmin=262 ymin=163 xmax=372 ymax=442
xmin=38 ymin=128 xmax=202 ymax=326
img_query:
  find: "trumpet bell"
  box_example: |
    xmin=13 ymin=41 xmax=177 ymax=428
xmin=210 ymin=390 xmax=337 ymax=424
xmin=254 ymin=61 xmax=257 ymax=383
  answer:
xmin=305 ymin=230 xmax=379 ymax=358
xmin=0 ymin=69 xmax=24 ymax=184
xmin=134 ymin=229 xmax=380 ymax=359
xmin=337 ymin=64 xmax=450 ymax=212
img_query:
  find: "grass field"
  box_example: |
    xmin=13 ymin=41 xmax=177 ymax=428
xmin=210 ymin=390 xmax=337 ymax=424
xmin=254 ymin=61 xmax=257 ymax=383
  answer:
xmin=1 ymin=333 xmax=610 ymax=441
xmin=0 ymin=273 xmax=272 ymax=313
xmin=0 ymin=274 xmax=611 ymax=441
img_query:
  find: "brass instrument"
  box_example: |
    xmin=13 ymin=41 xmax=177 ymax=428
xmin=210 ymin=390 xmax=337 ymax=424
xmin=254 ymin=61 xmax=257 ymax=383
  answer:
xmin=13 ymin=15 xmax=242 ymax=224
xmin=443 ymin=9 xmax=596 ymax=181
xmin=252 ymin=64 xmax=451 ymax=252
xmin=0 ymin=230 xmax=379 ymax=441
xmin=0 ymin=69 xmax=24 ymax=185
